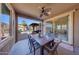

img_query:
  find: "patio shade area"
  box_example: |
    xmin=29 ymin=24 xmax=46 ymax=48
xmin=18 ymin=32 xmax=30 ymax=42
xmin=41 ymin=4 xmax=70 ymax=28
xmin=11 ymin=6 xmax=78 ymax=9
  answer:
xmin=0 ymin=3 xmax=79 ymax=55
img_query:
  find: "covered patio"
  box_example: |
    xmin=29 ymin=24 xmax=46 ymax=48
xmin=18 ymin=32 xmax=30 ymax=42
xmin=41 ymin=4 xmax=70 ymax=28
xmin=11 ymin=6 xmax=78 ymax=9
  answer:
xmin=0 ymin=3 xmax=79 ymax=55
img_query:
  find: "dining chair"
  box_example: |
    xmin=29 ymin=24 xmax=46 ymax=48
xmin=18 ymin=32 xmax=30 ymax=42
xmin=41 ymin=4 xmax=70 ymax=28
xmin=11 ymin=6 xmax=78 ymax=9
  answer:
xmin=28 ymin=35 xmax=41 ymax=55
xmin=44 ymin=40 xmax=61 ymax=55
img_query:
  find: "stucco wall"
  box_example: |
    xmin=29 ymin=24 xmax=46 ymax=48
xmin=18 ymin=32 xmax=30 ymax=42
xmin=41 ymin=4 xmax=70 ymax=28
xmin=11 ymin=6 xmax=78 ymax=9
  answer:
xmin=74 ymin=10 xmax=79 ymax=47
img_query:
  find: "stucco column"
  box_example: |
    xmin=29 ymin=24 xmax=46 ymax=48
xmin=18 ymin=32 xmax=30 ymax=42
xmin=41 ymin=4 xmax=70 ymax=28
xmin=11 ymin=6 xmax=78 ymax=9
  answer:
xmin=43 ymin=21 xmax=46 ymax=35
xmin=52 ymin=21 xmax=56 ymax=34
xmin=40 ymin=20 xmax=44 ymax=36
xmin=40 ymin=20 xmax=46 ymax=35
xmin=13 ymin=13 xmax=18 ymax=42
xmin=41 ymin=20 xmax=43 ymax=36
xmin=68 ymin=12 xmax=74 ymax=45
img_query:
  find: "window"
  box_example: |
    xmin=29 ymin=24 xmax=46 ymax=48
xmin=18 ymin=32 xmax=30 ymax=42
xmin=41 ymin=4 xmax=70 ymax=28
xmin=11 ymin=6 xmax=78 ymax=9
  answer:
xmin=46 ymin=16 xmax=68 ymax=42
xmin=45 ymin=22 xmax=53 ymax=34
xmin=0 ymin=4 xmax=11 ymax=40
xmin=54 ymin=16 xmax=68 ymax=41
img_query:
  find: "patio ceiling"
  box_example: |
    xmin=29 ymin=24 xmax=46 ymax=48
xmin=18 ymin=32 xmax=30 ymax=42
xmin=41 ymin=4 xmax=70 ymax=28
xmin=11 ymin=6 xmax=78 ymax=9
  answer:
xmin=11 ymin=3 xmax=79 ymax=20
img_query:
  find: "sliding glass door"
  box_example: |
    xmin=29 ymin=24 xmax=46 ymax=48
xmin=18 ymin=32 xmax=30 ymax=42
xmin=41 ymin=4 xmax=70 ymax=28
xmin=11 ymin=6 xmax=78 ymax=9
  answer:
xmin=0 ymin=3 xmax=11 ymax=41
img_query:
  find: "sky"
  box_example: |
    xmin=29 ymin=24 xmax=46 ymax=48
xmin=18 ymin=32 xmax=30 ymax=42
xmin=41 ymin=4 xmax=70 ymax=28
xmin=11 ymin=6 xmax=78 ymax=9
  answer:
xmin=0 ymin=14 xmax=9 ymax=24
xmin=18 ymin=17 xmax=40 ymax=25
xmin=1 ymin=14 xmax=40 ymax=25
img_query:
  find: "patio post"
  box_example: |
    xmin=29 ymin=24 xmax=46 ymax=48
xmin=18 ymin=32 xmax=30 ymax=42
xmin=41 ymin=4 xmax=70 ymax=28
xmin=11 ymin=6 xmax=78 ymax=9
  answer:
xmin=41 ymin=20 xmax=43 ymax=36
xmin=43 ymin=21 xmax=46 ymax=35
xmin=52 ymin=21 xmax=56 ymax=34
xmin=14 ymin=13 xmax=18 ymax=42
xmin=41 ymin=20 xmax=46 ymax=35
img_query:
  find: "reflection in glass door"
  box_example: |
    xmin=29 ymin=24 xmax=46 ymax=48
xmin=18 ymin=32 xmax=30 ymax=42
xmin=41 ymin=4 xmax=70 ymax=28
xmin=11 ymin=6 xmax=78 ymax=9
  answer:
xmin=0 ymin=3 xmax=11 ymax=40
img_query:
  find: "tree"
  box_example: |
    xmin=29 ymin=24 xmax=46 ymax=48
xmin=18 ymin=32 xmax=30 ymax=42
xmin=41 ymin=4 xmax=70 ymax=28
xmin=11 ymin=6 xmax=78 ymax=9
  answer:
xmin=22 ymin=20 xmax=27 ymax=26
xmin=21 ymin=20 xmax=27 ymax=31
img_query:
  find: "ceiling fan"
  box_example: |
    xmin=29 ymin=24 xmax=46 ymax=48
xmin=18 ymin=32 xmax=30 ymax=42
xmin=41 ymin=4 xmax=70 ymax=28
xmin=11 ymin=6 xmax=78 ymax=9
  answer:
xmin=39 ymin=6 xmax=52 ymax=18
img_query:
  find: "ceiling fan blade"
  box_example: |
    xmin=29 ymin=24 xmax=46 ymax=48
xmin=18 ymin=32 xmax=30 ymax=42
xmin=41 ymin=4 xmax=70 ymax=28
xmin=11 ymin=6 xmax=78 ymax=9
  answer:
xmin=42 ymin=7 xmax=45 ymax=10
xmin=39 ymin=6 xmax=52 ymax=18
xmin=40 ymin=13 xmax=43 ymax=17
xmin=44 ymin=12 xmax=49 ymax=16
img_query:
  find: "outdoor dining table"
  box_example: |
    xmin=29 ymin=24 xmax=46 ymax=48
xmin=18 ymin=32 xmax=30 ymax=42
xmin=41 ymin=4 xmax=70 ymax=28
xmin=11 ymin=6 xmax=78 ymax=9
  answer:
xmin=32 ymin=35 xmax=54 ymax=55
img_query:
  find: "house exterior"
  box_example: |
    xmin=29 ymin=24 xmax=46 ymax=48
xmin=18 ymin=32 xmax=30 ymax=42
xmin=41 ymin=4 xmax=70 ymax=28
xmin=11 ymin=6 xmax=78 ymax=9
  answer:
xmin=18 ymin=24 xmax=27 ymax=32
xmin=0 ymin=22 xmax=9 ymax=38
